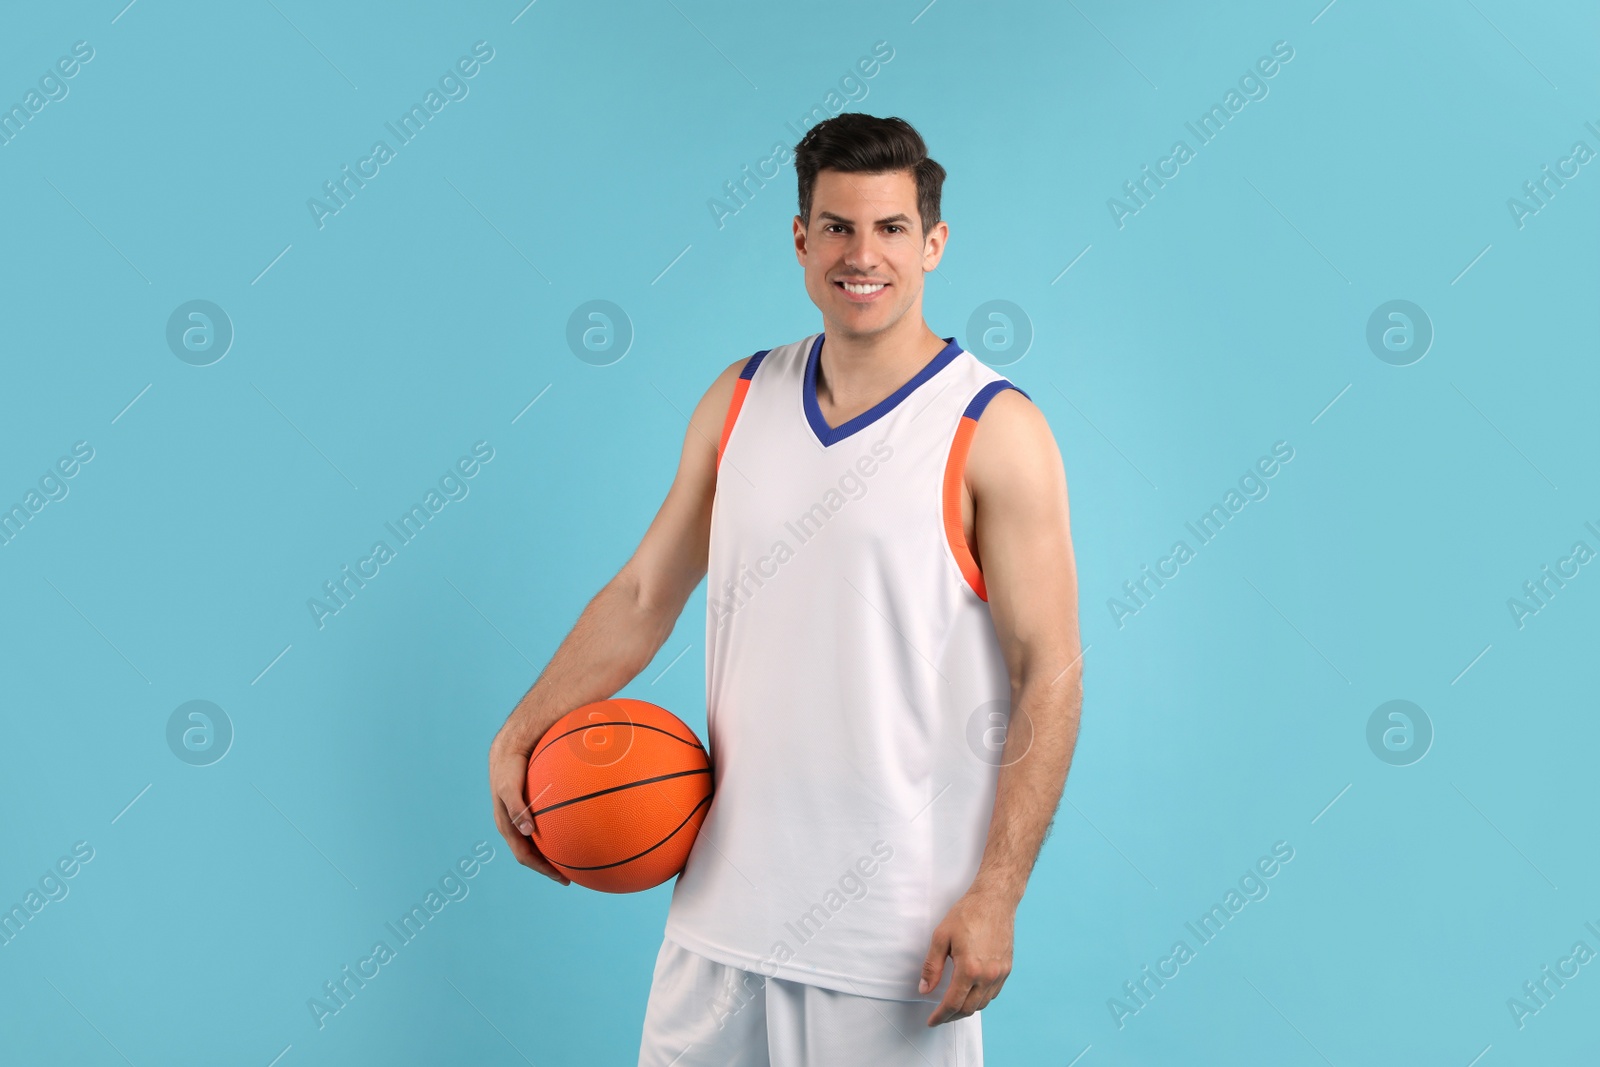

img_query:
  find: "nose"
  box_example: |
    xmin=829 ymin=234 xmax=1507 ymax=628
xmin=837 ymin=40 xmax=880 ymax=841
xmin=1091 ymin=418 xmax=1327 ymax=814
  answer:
xmin=841 ymin=230 xmax=883 ymax=274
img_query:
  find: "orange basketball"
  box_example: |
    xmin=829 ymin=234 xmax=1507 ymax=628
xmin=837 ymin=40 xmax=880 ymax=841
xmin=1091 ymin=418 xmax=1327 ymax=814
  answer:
xmin=525 ymin=698 xmax=712 ymax=893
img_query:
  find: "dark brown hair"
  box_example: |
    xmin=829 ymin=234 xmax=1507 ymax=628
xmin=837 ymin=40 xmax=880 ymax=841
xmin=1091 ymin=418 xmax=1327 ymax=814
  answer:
xmin=793 ymin=114 xmax=946 ymax=238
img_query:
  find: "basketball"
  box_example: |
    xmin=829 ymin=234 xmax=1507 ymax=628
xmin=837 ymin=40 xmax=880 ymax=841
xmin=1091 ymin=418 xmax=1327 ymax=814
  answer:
xmin=525 ymin=698 xmax=713 ymax=893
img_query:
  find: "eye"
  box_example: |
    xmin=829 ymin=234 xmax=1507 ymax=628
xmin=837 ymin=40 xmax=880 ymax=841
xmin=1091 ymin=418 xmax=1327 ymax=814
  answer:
xmin=884 ymin=225 xmax=904 ymax=234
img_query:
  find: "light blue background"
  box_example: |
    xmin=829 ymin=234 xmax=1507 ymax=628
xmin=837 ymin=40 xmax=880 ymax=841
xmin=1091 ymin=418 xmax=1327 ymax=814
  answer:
xmin=1 ymin=1 xmax=1596 ymax=1063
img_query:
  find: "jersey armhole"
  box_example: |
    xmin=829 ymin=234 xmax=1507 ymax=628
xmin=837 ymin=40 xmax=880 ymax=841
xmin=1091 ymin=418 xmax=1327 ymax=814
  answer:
xmin=941 ymin=380 xmax=1032 ymax=601
xmin=715 ymin=350 xmax=770 ymax=472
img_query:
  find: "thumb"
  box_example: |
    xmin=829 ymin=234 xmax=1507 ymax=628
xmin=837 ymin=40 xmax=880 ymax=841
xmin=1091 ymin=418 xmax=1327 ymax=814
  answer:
xmin=918 ymin=929 xmax=951 ymax=995
xmin=498 ymin=780 xmax=534 ymax=837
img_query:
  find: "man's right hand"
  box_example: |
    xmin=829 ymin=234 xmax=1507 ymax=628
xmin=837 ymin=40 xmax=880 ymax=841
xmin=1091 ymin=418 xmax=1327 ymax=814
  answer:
xmin=489 ymin=733 xmax=571 ymax=886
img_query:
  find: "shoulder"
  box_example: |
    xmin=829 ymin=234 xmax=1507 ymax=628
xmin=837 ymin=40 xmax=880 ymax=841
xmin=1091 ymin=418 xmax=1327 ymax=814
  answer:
xmin=963 ymin=384 xmax=1065 ymax=501
xmin=966 ymin=383 xmax=1051 ymax=454
xmin=694 ymin=356 xmax=755 ymax=432
xmin=690 ymin=348 xmax=782 ymax=462
xmin=713 ymin=354 xmax=751 ymax=390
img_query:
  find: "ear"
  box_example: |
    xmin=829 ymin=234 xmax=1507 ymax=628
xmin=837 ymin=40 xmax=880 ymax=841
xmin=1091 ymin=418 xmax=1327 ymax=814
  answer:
xmin=922 ymin=219 xmax=949 ymax=272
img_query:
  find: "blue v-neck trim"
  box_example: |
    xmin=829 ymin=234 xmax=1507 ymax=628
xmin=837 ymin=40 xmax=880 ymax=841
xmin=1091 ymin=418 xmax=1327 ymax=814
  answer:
xmin=803 ymin=333 xmax=963 ymax=447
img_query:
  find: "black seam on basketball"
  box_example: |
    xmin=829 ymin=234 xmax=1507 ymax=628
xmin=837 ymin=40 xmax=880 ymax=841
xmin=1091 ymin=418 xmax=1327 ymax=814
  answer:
xmin=530 ymin=767 xmax=711 ymax=817
xmin=529 ymin=720 xmax=707 ymax=772
xmin=548 ymin=792 xmax=714 ymax=872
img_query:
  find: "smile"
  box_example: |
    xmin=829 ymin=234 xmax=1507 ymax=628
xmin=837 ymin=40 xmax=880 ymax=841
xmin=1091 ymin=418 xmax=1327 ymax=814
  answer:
xmin=836 ymin=281 xmax=888 ymax=298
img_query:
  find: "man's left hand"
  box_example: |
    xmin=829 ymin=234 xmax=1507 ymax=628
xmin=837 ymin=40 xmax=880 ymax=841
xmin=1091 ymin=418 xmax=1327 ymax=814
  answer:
xmin=918 ymin=887 xmax=1016 ymax=1026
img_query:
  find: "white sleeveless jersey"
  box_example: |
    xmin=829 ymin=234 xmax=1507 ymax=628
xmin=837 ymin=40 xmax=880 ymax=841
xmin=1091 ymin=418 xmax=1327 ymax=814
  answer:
xmin=662 ymin=331 xmax=1031 ymax=1002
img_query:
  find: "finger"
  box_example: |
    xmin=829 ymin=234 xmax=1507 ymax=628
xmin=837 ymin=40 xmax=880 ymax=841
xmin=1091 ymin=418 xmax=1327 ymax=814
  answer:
xmin=497 ymin=787 xmax=571 ymax=884
xmin=494 ymin=768 xmax=537 ymax=837
xmin=493 ymin=800 xmax=570 ymax=885
xmin=926 ymin=967 xmax=977 ymax=1027
xmin=917 ymin=931 xmax=951 ymax=995
xmin=491 ymin=801 xmax=538 ymax=865
xmin=982 ymin=970 xmax=1009 ymax=1009
xmin=955 ymin=978 xmax=991 ymax=1019
xmin=489 ymin=745 xmax=569 ymax=883
xmin=965 ymin=964 xmax=1011 ymax=1017
xmin=512 ymin=830 xmax=569 ymax=884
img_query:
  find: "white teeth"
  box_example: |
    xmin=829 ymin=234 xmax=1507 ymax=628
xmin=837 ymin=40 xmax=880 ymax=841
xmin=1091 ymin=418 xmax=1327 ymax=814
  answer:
xmin=841 ymin=282 xmax=885 ymax=294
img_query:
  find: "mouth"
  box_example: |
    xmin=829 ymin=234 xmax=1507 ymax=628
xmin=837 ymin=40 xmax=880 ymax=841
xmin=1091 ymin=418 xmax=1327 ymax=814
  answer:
xmin=834 ymin=279 xmax=889 ymax=303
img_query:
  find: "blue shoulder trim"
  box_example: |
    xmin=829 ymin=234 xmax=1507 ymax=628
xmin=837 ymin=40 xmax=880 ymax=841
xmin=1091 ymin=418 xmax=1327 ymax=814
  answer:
xmin=961 ymin=379 xmax=1030 ymax=420
xmin=740 ymin=349 xmax=770 ymax=379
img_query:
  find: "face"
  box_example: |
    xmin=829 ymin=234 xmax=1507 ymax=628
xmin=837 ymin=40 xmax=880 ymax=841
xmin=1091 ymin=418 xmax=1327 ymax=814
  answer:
xmin=794 ymin=169 xmax=947 ymax=342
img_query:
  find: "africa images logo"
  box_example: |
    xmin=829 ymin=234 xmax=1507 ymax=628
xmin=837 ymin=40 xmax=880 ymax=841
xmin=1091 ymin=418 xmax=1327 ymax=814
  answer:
xmin=308 ymin=442 xmax=495 ymax=630
xmin=307 ymin=42 xmax=495 ymax=230
xmin=707 ymin=841 xmax=895 ymax=1030
xmin=1107 ymin=40 xmax=1295 ymax=229
xmin=306 ymin=842 xmax=495 ymax=1030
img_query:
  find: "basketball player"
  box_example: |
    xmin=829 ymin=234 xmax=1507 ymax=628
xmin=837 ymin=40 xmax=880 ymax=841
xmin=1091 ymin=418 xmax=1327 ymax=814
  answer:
xmin=489 ymin=113 xmax=1082 ymax=1065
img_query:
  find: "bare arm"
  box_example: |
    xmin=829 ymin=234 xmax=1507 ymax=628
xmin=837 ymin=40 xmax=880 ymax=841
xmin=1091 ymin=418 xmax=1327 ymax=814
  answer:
xmin=920 ymin=389 xmax=1083 ymax=1023
xmin=487 ymin=357 xmax=748 ymax=882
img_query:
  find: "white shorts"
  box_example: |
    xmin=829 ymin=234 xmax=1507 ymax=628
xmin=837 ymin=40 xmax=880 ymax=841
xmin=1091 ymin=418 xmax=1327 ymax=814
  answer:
xmin=637 ymin=936 xmax=983 ymax=1067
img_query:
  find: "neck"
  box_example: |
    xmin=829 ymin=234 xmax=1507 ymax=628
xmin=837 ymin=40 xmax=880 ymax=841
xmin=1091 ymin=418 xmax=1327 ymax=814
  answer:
xmin=815 ymin=313 xmax=947 ymax=411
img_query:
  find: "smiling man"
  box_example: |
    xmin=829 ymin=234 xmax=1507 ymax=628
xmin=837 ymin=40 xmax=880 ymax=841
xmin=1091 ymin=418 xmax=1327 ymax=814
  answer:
xmin=488 ymin=113 xmax=1082 ymax=1066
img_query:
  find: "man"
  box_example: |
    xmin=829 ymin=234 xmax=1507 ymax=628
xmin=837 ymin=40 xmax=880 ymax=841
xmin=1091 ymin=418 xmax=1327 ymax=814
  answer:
xmin=489 ymin=112 xmax=1081 ymax=1066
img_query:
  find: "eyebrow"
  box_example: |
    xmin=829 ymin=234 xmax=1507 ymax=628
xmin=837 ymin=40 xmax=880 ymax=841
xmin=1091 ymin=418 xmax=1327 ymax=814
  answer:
xmin=817 ymin=210 xmax=913 ymax=227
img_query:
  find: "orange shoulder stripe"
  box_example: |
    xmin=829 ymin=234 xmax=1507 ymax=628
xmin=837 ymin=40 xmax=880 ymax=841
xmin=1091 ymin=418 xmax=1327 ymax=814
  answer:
xmin=942 ymin=414 xmax=987 ymax=601
xmin=941 ymin=379 xmax=1031 ymax=601
xmin=716 ymin=350 xmax=769 ymax=471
